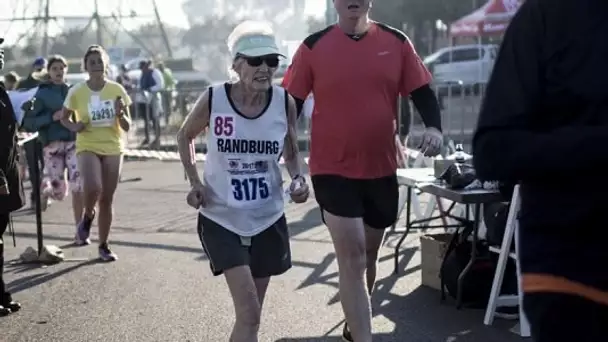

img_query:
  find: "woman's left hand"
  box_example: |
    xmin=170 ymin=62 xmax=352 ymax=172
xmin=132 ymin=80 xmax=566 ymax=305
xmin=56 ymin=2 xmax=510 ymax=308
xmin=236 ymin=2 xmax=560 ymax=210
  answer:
xmin=115 ymin=96 xmax=126 ymax=118
xmin=289 ymin=176 xmax=309 ymax=204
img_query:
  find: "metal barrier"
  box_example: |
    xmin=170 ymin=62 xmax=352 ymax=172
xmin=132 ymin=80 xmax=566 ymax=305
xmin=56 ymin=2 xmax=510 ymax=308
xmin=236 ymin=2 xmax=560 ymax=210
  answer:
xmin=407 ymin=81 xmax=485 ymax=155
xmin=123 ymin=82 xmax=484 ymax=160
xmin=125 ymin=86 xmax=206 ymax=155
xmin=124 ymin=85 xmax=313 ymax=159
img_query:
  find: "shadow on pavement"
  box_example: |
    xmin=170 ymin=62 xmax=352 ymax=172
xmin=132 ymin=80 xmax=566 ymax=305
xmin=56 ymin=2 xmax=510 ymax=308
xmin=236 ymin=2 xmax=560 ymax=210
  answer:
xmin=5 ymin=259 xmax=102 ymax=295
xmin=11 ymin=231 xmax=207 ymax=257
xmin=275 ymin=337 xmax=343 ymax=341
xmin=288 ymin=207 xmax=322 ymax=237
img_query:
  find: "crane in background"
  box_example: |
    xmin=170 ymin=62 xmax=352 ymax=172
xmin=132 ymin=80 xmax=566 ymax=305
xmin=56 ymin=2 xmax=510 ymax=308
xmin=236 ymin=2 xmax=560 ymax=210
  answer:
xmin=0 ymin=0 xmax=172 ymax=58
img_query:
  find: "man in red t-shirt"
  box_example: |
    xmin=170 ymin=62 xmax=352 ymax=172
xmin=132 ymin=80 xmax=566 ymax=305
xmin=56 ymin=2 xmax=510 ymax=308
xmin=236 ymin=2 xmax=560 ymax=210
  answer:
xmin=284 ymin=1 xmax=442 ymax=341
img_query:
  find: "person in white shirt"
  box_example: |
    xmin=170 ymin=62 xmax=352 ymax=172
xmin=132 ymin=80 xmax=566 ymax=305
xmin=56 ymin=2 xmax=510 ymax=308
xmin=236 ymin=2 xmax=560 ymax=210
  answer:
xmin=177 ymin=21 xmax=309 ymax=342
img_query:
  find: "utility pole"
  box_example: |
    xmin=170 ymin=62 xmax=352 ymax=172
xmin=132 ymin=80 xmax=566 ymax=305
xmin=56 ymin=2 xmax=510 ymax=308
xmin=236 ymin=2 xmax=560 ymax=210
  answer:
xmin=42 ymin=0 xmax=50 ymax=56
xmin=152 ymin=0 xmax=173 ymax=58
xmin=94 ymin=0 xmax=103 ymax=45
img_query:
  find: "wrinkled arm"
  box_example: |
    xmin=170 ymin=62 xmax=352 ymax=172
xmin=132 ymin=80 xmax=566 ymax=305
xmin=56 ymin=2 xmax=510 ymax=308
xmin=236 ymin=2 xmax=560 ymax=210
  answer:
xmin=177 ymin=89 xmax=210 ymax=187
xmin=473 ymin=0 xmax=608 ymax=182
xmin=283 ymin=94 xmax=305 ymax=179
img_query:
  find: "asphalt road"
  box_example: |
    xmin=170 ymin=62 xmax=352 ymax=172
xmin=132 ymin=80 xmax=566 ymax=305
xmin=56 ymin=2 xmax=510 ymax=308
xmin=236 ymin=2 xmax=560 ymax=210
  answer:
xmin=1 ymin=161 xmax=523 ymax=342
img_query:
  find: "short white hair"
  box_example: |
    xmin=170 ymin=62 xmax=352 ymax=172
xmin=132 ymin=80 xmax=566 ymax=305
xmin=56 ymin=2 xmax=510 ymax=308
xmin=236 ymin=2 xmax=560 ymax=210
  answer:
xmin=227 ymin=20 xmax=275 ymax=55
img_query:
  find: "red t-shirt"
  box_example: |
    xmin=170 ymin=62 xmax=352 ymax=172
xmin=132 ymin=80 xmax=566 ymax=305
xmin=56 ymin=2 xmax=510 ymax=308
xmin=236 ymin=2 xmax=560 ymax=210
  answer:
xmin=284 ymin=23 xmax=431 ymax=179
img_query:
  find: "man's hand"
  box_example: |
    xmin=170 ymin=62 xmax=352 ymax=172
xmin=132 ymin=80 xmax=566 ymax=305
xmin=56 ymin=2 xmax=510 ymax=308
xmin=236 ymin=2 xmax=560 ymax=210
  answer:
xmin=418 ymin=127 xmax=443 ymax=157
xmin=0 ymin=184 xmax=9 ymax=195
xmin=52 ymin=110 xmax=64 ymax=121
xmin=288 ymin=176 xmax=309 ymax=203
xmin=186 ymin=182 xmax=207 ymax=209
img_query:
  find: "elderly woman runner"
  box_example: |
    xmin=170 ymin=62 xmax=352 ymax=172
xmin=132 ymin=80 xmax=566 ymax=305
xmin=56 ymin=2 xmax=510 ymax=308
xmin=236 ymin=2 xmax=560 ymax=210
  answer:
xmin=177 ymin=21 xmax=309 ymax=341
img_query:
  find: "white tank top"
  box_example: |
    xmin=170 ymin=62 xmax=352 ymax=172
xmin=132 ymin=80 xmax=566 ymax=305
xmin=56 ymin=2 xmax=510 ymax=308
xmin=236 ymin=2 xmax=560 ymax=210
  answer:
xmin=200 ymin=83 xmax=288 ymax=237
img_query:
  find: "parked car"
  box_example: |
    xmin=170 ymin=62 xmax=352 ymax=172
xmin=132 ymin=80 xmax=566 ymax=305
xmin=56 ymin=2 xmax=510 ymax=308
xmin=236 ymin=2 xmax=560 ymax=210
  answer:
xmin=423 ymin=44 xmax=498 ymax=95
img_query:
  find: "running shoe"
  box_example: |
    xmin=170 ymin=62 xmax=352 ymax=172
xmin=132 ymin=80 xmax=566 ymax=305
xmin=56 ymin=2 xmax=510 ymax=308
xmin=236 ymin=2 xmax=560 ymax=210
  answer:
xmin=74 ymin=211 xmax=95 ymax=246
xmin=98 ymin=243 xmax=118 ymax=262
xmin=342 ymin=323 xmax=353 ymax=342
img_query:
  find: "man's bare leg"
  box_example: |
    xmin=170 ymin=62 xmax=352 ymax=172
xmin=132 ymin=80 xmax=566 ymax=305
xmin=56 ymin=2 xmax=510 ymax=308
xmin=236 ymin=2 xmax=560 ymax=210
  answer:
xmin=324 ymin=210 xmax=372 ymax=342
xmin=224 ymin=266 xmax=262 ymax=342
xmin=364 ymin=225 xmax=386 ymax=295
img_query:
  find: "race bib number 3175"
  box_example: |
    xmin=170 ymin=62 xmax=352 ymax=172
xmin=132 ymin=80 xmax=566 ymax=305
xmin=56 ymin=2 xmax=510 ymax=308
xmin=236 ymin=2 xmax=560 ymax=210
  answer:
xmin=228 ymin=175 xmax=270 ymax=208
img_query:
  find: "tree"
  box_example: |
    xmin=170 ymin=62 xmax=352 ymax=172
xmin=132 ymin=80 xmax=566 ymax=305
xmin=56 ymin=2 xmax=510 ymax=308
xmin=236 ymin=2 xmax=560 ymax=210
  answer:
xmin=306 ymin=16 xmax=326 ymax=34
xmin=182 ymin=15 xmax=238 ymax=80
xmin=372 ymin=0 xmax=474 ymax=53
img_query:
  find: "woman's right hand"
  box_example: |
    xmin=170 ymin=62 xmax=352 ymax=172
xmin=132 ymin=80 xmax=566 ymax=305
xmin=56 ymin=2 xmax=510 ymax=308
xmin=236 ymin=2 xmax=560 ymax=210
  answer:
xmin=70 ymin=121 xmax=87 ymax=133
xmin=186 ymin=183 xmax=207 ymax=209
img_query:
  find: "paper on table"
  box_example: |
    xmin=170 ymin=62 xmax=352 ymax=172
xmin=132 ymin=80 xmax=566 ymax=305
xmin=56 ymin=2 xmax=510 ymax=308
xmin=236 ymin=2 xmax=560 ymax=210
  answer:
xmin=7 ymin=87 xmax=38 ymax=125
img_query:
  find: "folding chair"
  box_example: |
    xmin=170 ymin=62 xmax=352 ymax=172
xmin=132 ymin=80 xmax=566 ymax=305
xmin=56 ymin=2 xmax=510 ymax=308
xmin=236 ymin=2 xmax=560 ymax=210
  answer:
xmin=483 ymin=185 xmax=530 ymax=337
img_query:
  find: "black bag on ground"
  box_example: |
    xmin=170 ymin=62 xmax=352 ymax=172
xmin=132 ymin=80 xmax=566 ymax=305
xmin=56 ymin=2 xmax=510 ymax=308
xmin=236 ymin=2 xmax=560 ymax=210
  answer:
xmin=441 ymin=229 xmax=518 ymax=308
xmin=484 ymin=202 xmax=511 ymax=248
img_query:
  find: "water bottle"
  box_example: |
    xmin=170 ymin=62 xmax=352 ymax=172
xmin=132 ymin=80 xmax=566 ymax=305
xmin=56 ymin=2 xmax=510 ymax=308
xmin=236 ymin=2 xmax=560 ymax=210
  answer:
xmin=454 ymin=144 xmax=467 ymax=164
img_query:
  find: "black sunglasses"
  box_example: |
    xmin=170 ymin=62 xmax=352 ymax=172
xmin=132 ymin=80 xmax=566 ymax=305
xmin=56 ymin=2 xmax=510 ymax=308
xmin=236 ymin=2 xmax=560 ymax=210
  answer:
xmin=240 ymin=55 xmax=280 ymax=68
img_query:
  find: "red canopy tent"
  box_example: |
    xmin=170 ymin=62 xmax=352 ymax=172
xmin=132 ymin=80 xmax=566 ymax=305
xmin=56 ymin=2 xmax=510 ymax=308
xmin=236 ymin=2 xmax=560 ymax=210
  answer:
xmin=450 ymin=0 xmax=523 ymax=37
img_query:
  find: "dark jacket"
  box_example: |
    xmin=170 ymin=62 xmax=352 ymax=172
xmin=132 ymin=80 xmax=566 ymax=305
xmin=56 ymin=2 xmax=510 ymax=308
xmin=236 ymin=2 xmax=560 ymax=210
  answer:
xmin=0 ymin=87 xmax=25 ymax=214
xmin=21 ymin=82 xmax=74 ymax=146
xmin=140 ymin=69 xmax=157 ymax=91
xmin=15 ymin=74 xmax=43 ymax=90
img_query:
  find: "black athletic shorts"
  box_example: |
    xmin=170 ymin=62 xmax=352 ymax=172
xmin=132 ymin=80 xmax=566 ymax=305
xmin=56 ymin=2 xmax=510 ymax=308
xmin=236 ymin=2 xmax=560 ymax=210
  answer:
xmin=197 ymin=214 xmax=292 ymax=278
xmin=311 ymin=174 xmax=399 ymax=229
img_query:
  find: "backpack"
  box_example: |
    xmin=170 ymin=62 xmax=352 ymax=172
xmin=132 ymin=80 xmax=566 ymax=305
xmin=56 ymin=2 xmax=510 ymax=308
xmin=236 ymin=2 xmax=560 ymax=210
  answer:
xmin=441 ymin=226 xmax=518 ymax=308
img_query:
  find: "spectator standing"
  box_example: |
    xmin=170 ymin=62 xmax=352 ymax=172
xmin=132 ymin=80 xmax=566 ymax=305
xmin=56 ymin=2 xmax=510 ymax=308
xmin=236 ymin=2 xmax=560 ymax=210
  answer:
xmin=0 ymin=36 xmax=25 ymax=317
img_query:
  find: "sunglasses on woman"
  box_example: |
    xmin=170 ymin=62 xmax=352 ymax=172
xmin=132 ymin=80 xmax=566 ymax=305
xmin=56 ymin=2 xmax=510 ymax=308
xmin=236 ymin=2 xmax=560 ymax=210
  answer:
xmin=240 ymin=55 xmax=280 ymax=68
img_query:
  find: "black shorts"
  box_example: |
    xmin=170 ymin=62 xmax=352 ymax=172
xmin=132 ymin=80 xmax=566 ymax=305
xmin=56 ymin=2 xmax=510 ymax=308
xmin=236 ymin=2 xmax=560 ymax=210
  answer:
xmin=311 ymin=174 xmax=399 ymax=229
xmin=197 ymin=214 xmax=292 ymax=278
xmin=524 ymin=292 xmax=608 ymax=341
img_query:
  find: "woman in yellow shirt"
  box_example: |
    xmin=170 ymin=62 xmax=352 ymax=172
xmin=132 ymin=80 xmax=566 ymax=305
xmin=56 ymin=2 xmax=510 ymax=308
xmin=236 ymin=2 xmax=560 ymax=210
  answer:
xmin=60 ymin=45 xmax=132 ymax=261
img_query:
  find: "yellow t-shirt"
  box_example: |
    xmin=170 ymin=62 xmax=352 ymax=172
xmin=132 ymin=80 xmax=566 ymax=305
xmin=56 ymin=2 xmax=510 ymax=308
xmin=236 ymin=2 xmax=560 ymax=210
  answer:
xmin=63 ymin=80 xmax=132 ymax=155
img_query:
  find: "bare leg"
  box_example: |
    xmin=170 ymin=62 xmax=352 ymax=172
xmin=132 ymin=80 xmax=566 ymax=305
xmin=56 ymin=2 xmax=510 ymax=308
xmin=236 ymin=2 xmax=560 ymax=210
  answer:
xmin=364 ymin=225 xmax=386 ymax=295
xmin=324 ymin=210 xmax=372 ymax=342
xmin=253 ymin=277 xmax=271 ymax=308
xmin=225 ymin=266 xmax=262 ymax=342
xmin=66 ymin=143 xmax=83 ymax=226
xmin=98 ymin=155 xmax=122 ymax=244
xmin=77 ymin=152 xmax=102 ymax=218
xmin=71 ymin=192 xmax=84 ymax=226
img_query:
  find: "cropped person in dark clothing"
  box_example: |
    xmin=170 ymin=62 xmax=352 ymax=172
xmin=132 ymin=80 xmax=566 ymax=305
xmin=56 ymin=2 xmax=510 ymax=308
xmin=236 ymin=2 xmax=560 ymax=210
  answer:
xmin=473 ymin=0 xmax=608 ymax=341
xmin=0 ymin=37 xmax=25 ymax=316
xmin=17 ymin=57 xmax=47 ymax=209
xmin=3 ymin=72 xmax=19 ymax=91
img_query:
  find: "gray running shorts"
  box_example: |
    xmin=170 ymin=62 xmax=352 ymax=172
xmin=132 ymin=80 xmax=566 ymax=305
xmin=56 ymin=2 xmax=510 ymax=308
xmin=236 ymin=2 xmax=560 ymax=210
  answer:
xmin=197 ymin=214 xmax=292 ymax=278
